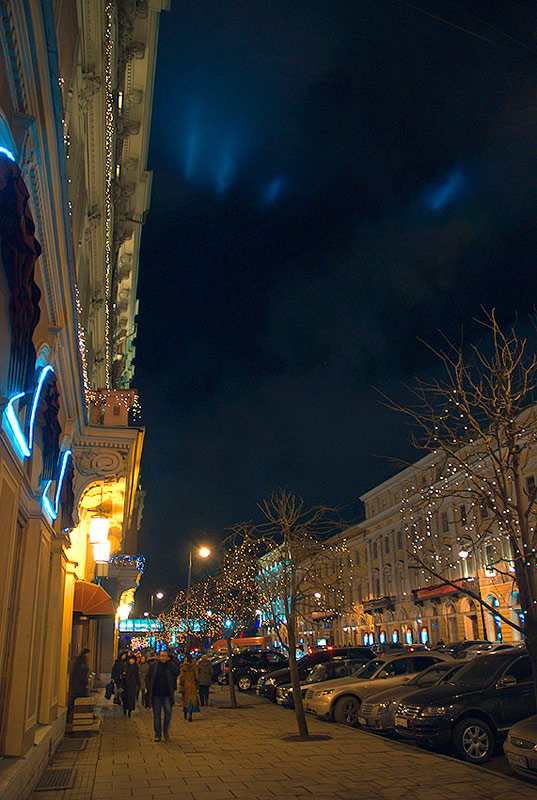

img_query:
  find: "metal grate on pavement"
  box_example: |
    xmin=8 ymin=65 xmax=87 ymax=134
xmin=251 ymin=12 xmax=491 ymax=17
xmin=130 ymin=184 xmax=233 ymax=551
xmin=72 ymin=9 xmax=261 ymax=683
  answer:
xmin=34 ymin=768 xmax=76 ymax=791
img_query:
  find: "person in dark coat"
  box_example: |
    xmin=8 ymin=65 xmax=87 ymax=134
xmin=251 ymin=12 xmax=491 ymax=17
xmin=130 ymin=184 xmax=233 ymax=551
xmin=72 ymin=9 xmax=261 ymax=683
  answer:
xmin=68 ymin=648 xmax=90 ymax=719
xmin=180 ymin=654 xmax=200 ymax=721
xmin=120 ymin=654 xmax=141 ymax=717
xmin=197 ymin=654 xmax=212 ymax=706
xmin=147 ymin=650 xmax=180 ymax=741
xmin=138 ymin=655 xmax=150 ymax=707
xmin=111 ymin=651 xmax=128 ymax=704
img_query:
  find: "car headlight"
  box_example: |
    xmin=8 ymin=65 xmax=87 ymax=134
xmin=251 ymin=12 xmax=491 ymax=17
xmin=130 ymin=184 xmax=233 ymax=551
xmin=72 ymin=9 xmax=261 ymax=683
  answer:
xmin=316 ymin=689 xmax=334 ymax=697
xmin=421 ymin=705 xmax=447 ymax=716
xmin=375 ymin=702 xmax=389 ymax=713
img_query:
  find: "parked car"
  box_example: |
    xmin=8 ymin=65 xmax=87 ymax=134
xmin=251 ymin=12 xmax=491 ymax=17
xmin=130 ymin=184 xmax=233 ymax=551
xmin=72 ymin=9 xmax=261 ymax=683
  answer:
xmin=303 ymin=651 xmax=452 ymax=726
xmin=257 ymin=647 xmax=374 ymax=702
xmin=210 ymin=655 xmax=227 ymax=683
xmin=393 ymin=650 xmax=536 ymax=764
xmin=463 ymin=642 xmax=517 ymax=659
xmin=359 ymin=660 xmax=467 ymax=732
xmin=504 ymin=714 xmax=537 ymax=782
xmin=440 ymin=640 xmax=490 ymax=658
xmin=276 ymin=656 xmax=369 ymax=708
xmin=221 ymin=649 xmax=289 ymax=691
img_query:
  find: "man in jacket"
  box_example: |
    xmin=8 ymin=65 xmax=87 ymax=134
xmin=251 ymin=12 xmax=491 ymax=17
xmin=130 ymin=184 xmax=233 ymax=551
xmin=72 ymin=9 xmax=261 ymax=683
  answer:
xmin=147 ymin=650 xmax=180 ymax=741
xmin=197 ymin=654 xmax=212 ymax=706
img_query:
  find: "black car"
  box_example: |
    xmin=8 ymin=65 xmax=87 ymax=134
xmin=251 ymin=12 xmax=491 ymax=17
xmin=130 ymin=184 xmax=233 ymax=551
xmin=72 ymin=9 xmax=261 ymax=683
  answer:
xmin=221 ymin=650 xmax=289 ymax=691
xmin=257 ymin=647 xmax=374 ymax=702
xmin=436 ymin=640 xmax=490 ymax=658
xmin=394 ymin=649 xmax=535 ymax=763
xmin=276 ymin=656 xmax=369 ymax=708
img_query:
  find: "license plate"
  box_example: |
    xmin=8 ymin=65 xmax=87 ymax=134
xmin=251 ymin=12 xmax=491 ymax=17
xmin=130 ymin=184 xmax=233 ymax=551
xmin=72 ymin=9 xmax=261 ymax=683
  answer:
xmin=509 ymin=754 xmax=528 ymax=768
xmin=358 ymin=717 xmax=366 ymax=726
xmin=395 ymin=716 xmax=408 ymax=728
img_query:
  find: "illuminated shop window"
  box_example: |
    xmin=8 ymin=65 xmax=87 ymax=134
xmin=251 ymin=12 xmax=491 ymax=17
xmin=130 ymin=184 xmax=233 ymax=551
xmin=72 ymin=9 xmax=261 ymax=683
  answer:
xmin=392 ymin=629 xmax=399 ymax=644
xmin=405 ymin=628 xmax=413 ymax=645
xmin=420 ymin=627 xmax=429 ymax=645
xmin=379 ymin=630 xmax=386 ymax=645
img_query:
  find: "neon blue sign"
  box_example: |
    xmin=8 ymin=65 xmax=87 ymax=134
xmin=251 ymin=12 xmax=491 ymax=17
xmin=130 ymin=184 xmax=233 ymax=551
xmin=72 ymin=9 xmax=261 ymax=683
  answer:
xmin=2 ymin=365 xmax=72 ymax=521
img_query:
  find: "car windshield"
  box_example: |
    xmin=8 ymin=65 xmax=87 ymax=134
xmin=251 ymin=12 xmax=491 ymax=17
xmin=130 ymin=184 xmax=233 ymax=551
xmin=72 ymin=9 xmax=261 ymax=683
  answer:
xmin=352 ymin=659 xmax=385 ymax=679
xmin=411 ymin=664 xmax=452 ymax=687
xmin=450 ymin=653 xmax=515 ymax=686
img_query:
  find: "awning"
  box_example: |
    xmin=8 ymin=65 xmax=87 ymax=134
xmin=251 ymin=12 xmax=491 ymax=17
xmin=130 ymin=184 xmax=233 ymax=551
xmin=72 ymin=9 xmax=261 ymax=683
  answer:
xmin=73 ymin=581 xmax=115 ymax=616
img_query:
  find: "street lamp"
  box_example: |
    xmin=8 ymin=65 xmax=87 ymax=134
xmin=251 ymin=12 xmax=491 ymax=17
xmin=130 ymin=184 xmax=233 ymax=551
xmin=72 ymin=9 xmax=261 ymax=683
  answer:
xmin=150 ymin=591 xmax=164 ymax=615
xmin=459 ymin=547 xmax=488 ymax=641
xmin=186 ymin=545 xmax=212 ymax=649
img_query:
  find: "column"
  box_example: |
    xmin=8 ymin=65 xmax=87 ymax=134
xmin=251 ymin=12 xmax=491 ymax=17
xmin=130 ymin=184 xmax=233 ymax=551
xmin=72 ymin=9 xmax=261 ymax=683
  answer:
xmin=38 ymin=540 xmax=68 ymax=723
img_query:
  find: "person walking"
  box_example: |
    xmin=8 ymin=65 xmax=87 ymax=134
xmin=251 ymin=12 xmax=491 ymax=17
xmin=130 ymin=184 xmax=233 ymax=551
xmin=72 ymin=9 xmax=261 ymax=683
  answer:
xmin=111 ymin=651 xmax=127 ymax=705
xmin=197 ymin=653 xmax=212 ymax=707
xmin=180 ymin=653 xmax=200 ymax=721
xmin=68 ymin=648 xmax=90 ymax=720
xmin=138 ymin=654 xmax=150 ymax=707
xmin=120 ymin=653 xmax=141 ymax=717
xmin=147 ymin=650 xmax=180 ymax=741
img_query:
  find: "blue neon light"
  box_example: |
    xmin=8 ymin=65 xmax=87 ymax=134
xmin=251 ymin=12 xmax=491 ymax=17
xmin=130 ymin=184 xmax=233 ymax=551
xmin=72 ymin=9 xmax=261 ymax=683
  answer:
xmin=0 ymin=146 xmax=15 ymax=161
xmin=42 ymin=450 xmax=72 ymax=520
xmin=4 ymin=393 xmax=31 ymax=457
xmin=28 ymin=365 xmax=54 ymax=450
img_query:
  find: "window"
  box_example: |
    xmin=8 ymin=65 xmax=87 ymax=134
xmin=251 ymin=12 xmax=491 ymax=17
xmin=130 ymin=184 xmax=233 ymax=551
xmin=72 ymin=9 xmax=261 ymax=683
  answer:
xmin=405 ymin=628 xmax=413 ymax=644
xmin=385 ymin=537 xmax=390 ymax=554
xmin=379 ymin=631 xmax=386 ymax=644
xmin=392 ymin=629 xmax=399 ymax=644
xmin=372 ymin=541 xmax=378 ymax=559
xmin=354 ymin=550 xmax=360 ymax=566
xmin=525 ymin=475 xmax=535 ymax=495
xmin=485 ymin=544 xmax=496 ymax=576
xmin=420 ymin=627 xmax=429 ymax=645
xmin=356 ymin=584 xmax=362 ymax=604
xmin=460 ymin=505 xmax=467 ymax=525
xmin=397 ymin=531 xmax=403 ymax=550
xmin=380 ymin=658 xmax=411 ymax=677
xmin=441 ymin=512 xmax=449 ymax=533
xmin=413 ymin=656 xmax=438 ymax=672
xmin=364 ymin=548 xmax=368 ymax=564
xmin=504 ymin=656 xmax=532 ymax=684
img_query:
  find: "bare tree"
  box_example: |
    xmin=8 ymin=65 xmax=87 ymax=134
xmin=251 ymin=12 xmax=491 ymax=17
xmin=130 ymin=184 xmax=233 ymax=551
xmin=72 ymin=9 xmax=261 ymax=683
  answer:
xmin=382 ymin=311 xmax=537 ymax=698
xmin=225 ymin=490 xmax=353 ymax=737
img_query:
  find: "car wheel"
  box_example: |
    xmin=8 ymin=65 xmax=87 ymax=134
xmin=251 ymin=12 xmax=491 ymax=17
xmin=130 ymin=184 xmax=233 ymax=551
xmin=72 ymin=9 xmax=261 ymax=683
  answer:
xmin=237 ymin=675 xmax=252 ymax=692
xmin=334 ymin=695 xmax=361 ymax=727
xmin=452 ymin=717 xmax=494 ymax=764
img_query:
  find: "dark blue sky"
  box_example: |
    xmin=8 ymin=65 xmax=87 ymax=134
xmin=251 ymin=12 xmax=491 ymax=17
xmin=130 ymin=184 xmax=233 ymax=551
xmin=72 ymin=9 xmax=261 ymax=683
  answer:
xmin=135 ymin=0 xmax=537 ymax=602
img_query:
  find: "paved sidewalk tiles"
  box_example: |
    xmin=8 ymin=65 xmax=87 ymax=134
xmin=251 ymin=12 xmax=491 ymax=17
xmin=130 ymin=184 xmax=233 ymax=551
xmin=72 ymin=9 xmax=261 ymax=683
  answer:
xmin=29 ymin=688 xmax=537 ymax=800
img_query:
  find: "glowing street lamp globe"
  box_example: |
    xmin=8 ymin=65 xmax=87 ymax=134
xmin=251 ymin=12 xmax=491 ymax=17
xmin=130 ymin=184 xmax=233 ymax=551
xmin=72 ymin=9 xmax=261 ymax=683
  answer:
xmin=89 ymin=516 xmax=109 ymax=545
xmin=155 ymin=591 xmax=164 ymax=600
xmin=199 ymin=547 xmax=211 ymax=558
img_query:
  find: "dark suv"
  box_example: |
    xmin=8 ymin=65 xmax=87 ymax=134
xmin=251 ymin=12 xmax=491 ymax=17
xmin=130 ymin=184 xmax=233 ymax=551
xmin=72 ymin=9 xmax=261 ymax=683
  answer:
xmin=221 ymin=650 xmax=288 ymax=692
xmin=394 ymin=649 xmax=535 ymax=763
xmin=257 ymin=647 xmax=374 ymax=702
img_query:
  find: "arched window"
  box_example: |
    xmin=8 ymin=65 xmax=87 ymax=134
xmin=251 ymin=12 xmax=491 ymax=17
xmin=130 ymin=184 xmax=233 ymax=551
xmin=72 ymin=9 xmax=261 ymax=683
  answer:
xmin=379 ymin=630 xmax=386 ymax=645
xmin=420 ymin=627 xmax=429 ymax=645
xmin=405 ymin=627 xmax=413 ymax=645
xmin=363 ymin=633 xmax=368 ymax=646
xmin=488 ymin=596 xmax=502 ymax=641
xmin=367 ymin=632 xmax=375 ymax=646
xmin=511 ymin=592 xmax=525 ymax=640
xmin=392 ymin=629 xmax=399 ymax=644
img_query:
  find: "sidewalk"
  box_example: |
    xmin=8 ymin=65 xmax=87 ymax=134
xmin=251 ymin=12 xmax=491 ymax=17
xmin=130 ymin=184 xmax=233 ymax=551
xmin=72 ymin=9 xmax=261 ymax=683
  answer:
xmin=30 ymin=688 xmax=536 ymax=800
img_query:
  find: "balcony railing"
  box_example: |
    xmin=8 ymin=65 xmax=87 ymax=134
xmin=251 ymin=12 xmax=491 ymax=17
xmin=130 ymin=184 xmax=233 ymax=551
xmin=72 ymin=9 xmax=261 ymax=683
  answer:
xmin=362 ymin=595 xmax=396 ymax=612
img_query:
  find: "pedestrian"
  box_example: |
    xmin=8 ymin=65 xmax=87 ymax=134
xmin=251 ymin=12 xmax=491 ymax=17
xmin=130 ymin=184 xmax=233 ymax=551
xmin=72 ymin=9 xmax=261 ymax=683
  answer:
xmin=120 ymin=653 xmax=141 ymax=717
xmin=197 ymin=653 xmax=212 ymax=706
xmin=147 ymin=649 xmax=180 ymax=742
xmin=180 ymin=653 xmax=200 ymax=722
xmin=138 ymin=654 xmax=150 ymax=707
xmin=68 ymin=648 xmax=90 ymax=718
xmin=111 ymin=651 xmax=128 ymax=704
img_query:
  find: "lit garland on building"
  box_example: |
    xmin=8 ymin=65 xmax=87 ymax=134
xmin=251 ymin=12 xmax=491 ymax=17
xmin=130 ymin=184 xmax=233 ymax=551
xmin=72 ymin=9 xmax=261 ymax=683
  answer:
xmin=74 ymin=282 xmax=90 ymax=398
xmin=103 ymin=0 xmax=115 ymax=387
xmin=109 ymin=553 xmax=145 ymax=572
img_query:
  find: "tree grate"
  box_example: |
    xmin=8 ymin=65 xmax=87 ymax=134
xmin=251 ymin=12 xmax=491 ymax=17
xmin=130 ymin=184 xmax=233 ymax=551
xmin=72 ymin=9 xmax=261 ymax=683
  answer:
xmin=34 ymin=768 xmax=76 ymax=791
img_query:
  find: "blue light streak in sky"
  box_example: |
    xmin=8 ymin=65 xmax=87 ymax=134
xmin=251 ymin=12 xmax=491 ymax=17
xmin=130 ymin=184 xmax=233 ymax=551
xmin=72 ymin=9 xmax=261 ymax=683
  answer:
xmin=425 ymin=168 xmax=465 ymax=211
xmin=264 ymin=177 xmax=284 ymax=205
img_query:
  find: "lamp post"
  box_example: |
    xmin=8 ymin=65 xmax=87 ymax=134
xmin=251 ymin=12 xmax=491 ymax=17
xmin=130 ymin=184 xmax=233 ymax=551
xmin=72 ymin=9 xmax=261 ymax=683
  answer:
xmin=185 ymin=545 xmax=211 ymax=650
xmin=150 ymin=591 xmax=164 ymax=615
xmin=459 ymin=547 xmax=488 ymax=641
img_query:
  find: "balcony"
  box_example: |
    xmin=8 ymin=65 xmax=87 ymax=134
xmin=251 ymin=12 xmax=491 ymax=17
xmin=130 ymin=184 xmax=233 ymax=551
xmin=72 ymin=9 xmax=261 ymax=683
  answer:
xmin=362 ymin=596 xmax=396 ymax=613
xmin=413 ymin=578 xmax=474 ymax=602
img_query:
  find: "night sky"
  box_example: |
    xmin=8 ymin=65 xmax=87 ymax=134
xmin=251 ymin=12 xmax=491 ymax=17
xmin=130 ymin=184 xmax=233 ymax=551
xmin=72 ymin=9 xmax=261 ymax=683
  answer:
xmin=134 ymin=0 xmax=537 ymax=604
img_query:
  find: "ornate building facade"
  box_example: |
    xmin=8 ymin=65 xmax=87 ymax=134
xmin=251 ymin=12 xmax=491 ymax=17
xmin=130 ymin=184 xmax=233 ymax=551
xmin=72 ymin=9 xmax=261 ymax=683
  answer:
xmin=0 ymin=1 xmax=166 ymax=796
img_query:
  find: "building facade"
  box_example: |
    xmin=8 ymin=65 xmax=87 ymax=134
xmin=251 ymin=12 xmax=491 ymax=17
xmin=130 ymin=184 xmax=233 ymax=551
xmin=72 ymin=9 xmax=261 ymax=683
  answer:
xmin=306 ymin=451 xmax=527 ymax=651
xmin=0 ymin=2 xmax=166 ymax=796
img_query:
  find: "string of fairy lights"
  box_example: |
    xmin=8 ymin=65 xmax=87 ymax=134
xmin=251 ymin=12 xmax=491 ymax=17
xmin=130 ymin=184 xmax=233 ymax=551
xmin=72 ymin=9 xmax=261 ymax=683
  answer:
xmin=103 ymin=0 xmax=115 ymax=388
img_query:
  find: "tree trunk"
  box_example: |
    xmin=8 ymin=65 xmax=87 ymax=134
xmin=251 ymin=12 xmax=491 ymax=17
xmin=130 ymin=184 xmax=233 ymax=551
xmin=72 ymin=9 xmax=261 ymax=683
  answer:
xmin=226 ymin=636 xmax=238 ymax=709
xmin=288 ymin=608 xmax=309 ymax=737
